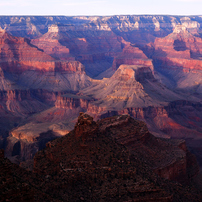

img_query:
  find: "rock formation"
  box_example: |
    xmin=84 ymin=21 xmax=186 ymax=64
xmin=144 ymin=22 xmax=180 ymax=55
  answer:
xmin=97 ymin=114 xmax=199 ymax=181
xmin=81 ymin=64 xmax=185 ymax=111
xmin=144 ymin=25 xmax=202 ymax=96
xmin=55 ymin=93 xmax=93 ymax=109
xmin=32 ymin=113 xmax=201 ymax=201
xmin=31 ymin=25 xmax=75 ymax=61
xmin=0 ymin=15 xmax=201 ymax=191
xmin=1 ymin=15 xmax=201 ymax=43
xmin=0 ymin=113 xmax=201 ymax=201
xmin=112 ymin=44 xmax=152 ymax=70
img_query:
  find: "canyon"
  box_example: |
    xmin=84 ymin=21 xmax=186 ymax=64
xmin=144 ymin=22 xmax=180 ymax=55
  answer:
xmin=0 ymin=113 xmax=201 ymax=201
xmin=0 ymin=15 xmax=202 ymax=201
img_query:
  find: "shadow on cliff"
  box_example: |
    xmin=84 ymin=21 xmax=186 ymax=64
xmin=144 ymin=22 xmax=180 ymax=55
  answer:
xmin=36 ymin=130 xmax=59 ymax=151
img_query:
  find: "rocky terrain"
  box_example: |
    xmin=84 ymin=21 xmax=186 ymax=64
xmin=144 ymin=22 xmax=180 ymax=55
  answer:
xmin=0 ymin=113 xmax=201 ymax=201
xmin=144 ymin=25 xmax=202 ymax=96
xmin=0 ymin=15 xmax=201 ymax=190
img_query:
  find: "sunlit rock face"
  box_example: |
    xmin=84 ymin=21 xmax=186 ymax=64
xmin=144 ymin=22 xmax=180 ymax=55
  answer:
xmin=0 ymin=15 xmax=201 ymax=182
xmin=146 ymin=25 xmax=202 ymax=64
xmin=112 ymin=44 xmax=153 ymax=70
xmin=31 ymin=25 xmax=75 ymax=61
xmin=31 ymin=113 xmax=200 ymax=201
xmin=0 ymin=112 xmax=200 ymax=202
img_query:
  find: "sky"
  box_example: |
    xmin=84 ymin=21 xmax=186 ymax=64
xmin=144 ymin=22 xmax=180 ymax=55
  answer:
xmin=0 ymin=0 xmax=202 ymax=16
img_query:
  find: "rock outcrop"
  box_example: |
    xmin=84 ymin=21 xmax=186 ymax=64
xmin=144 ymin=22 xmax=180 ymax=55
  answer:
xmin=55 ymin=93 xmax=93 ymax=109
xmin=1 ymin=15 xmax=201 ymax=44
xmin=0 ymin=89 xmax=48 ymax=115
xmin=31 ymin=25 xmax=75 ymax=61
xmin=32 ymin=113 xmax=200 ymax=201
xmin=97 ymin=114 xmax=199 ymax=181
xmin=144 ymin=25 xmax=202 ymax=94
xmin=0 ymin=29 xmax=87 ymax=74
xmin=0 ymin=114 xmax=201 ymax=201
xmin=112 ymin=44 xmax=152 ymax=70
xmin=81 ymin=63 xmax=184 ymax=111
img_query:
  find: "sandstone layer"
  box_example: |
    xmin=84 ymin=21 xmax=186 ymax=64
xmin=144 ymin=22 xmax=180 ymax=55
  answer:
xmin=32 ymin=113 xmax=200 ymax=201
xmin=0 ymin=15 xmax=201 ymax=184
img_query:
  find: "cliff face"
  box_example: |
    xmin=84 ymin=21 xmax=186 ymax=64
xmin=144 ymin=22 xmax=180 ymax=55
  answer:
xmin=0 ymin=89 xmax=48 ymax=115
xmin=0 ymin=30 xmax=93 ymax=94
xmin=0 ymin=112 xmax=201 ymax=201
xmin=81 ymin=63 xmax=185 ymax=112
xmin=97 ymin=114 xmax=199 ymax=181
xmin=112 ymin=44 xmax=152 ymax=70
xmin=55 ymin=94 xmax=92 ymax=109
xmin=0 ymin=30 xmax=87 ymax=74
xmin=150 ymin=25 xmax=202 ymax=59
xmin=0 ymin=16 xmax=201 ymax=187
xmin=1 ymin=16 xmax=201 ymax=42
xmin=31 ymin=25 xmax=75 ymax=61
xmin=143 ymin=25 xmax=202 ymax=94
xmin=31 ymin=113 xmax=200 ymax=201
xmin=0 ymin=30 xmax=54 ymax=72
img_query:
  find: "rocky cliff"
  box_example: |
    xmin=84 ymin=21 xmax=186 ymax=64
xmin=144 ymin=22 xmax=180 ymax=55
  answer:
xmin=0 ymin=114 xmax=201 ymax=201
xmin=1 ymin=16 xmax=201 ymax=41
xmin=32 ymin=113 xmax=200 ymax=201
xmin=112 ymin=44 xmax=152 ymax=70
xmin=144 ymin=25 xmax=202 ymax=95
xmin=0 ymin=29 xmax=88 ymax=74
xmin=0 ymin=15 xmax=201 ymax=191
xmin=97 ymin=114 xmax=199 ymax=181
xmin=81 ymin=63 xmax=185 ymax=110
xmin=31 ymin=25 xmax=75 ymax=61
xmin=55 ymin=93 xmax=93 ymax=109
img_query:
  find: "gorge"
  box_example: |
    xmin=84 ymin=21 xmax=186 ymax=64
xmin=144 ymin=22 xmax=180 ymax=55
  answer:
xmin=0 ymin=15 xmax=202 ymax=201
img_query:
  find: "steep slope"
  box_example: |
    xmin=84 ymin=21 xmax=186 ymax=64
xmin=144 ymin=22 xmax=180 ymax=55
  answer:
xmin=57 ymin=25 xmax=126 ymax=78
xmin=81 ymin=64 xmax=186 ymax=110
xmin=112 ymin=44 xmax=152 ymax=70
xmin=0 ymin=29 xmax=92 ymax=91
xmin=145 ymin=25 xmax=202 ymax=96
xmin=15 ymin=66 xmax=92 ymax=92
xmin=1 ymin=16 xmax=201 ymax=44
xmin=31 ymin=24 xmax=129 ymax=78
xmin=32 ymin=113 xmax=200 ymax=201
xmin=98 ymin=114 xmax=199 ymax=181
xmin=0 ymin=31 xmax=93 ymax=163
xmin=31 ymin=25 xmax=74 ymax=60
xmin=0 ymin=150 xmax=58 ymax=201
xmin=0 ymin=29 xmax=55 ymax=73
xmin=77 ymin=64 xmax=202 ymax=164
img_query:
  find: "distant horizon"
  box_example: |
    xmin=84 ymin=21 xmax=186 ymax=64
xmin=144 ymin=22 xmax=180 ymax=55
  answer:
xmin=0 ymin=0 xmax=202 ymax=16
xmin=0 ymin=14 xmax=202 ymax=17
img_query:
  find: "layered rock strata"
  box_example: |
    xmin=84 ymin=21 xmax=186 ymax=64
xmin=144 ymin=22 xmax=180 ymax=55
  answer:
xmin=145 ymin=25 xmax=202 ymax=75
xmin=55 ymin=93 xmax=93 ymax=109
xmin=0 ymin=30 xmax=86 ymax=73
xmin=32 ymin=113 xmax=200 ymax=201
xmin=31 ymin=25 xmax=75 ymax=61
xmin=97 ymin=114 xmax=199 ymax=181
xmin=112 ymin=45 xmax=152 ymax=70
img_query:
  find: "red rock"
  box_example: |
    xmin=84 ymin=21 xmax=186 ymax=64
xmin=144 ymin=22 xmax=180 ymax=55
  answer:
xmin=146 ymin=25 xmax=202 ymax=72
xmin=31 ymin=25 xmax=75 ymax=61
xmin=112 ymin=44 xmax=152 ymax=70
xmin=0 ymin=30 xmax=86 ymax=73
xmin=32 ymin=113 xmax=200 ymax=201
xmin=97 ymin=114 xmax=199 ymax=182
xmin=55 ymin=94 xmax=92 ymax=109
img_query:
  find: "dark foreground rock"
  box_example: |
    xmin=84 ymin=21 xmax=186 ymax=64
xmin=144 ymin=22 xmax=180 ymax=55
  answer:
xmin=0 ymin=114 xmax=201 ymax=201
